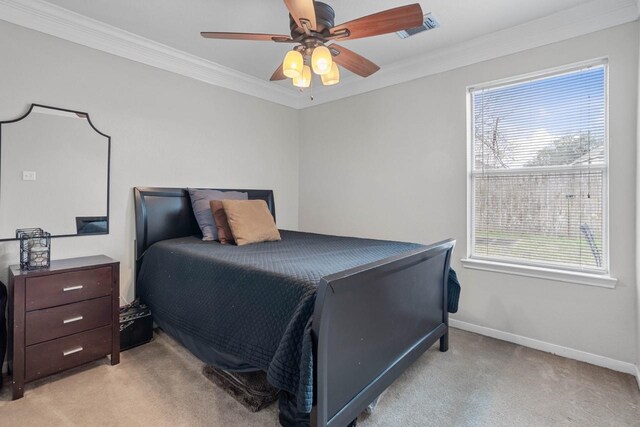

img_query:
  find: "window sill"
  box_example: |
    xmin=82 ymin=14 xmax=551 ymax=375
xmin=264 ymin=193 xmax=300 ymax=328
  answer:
xmin=460 ymin=258 xmax=617 ymax=288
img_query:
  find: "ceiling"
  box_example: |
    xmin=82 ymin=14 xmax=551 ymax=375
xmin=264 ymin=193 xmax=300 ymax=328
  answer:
xmin=45 ymin=0 xmax=592 ymax=87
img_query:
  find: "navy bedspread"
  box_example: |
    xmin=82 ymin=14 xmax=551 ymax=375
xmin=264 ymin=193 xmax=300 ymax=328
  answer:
xmin=137 ymin=230 xmax=456 ymax=413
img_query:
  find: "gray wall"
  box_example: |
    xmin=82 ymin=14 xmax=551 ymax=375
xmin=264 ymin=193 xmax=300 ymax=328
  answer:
xmin=0 ymin=20 xmax=300 ymax=303
xmin=299 ymin=23 xmax=638 ymax=364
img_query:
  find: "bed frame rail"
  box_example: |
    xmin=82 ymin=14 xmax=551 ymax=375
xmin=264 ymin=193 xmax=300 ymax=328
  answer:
xmin=312 ymin=239 xmax=454 ymax=427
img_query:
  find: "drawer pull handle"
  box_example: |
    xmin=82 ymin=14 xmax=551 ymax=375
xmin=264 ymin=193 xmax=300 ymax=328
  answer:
xmin=63 ymin=285 xmax=84 ymax=292
xmin=63 ymin=316 xmax=84 ymax=324
xmin=63 ymin=346 xmax=83 ymax=356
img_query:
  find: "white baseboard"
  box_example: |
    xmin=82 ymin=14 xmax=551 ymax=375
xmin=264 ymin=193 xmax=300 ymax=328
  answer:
xmin=449 ymin=319 xmax=637 ymax=376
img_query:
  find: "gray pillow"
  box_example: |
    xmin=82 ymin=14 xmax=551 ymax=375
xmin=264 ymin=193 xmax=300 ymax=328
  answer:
xmin=188 ymin=188 xmax=248 ymax=241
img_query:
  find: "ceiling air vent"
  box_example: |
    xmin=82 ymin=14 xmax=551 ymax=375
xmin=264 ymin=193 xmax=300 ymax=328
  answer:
xmin=396 ymin=13 xmax=440 ymax=39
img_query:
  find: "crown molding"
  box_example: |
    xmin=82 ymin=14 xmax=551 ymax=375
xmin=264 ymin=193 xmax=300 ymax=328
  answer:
xmin=0 ymin=0 xmax=303 ymax=109
xmin=303 ymin=0 xmax=640 ymax=108
xmin=0 ymin=0 xmax=637 ymax=110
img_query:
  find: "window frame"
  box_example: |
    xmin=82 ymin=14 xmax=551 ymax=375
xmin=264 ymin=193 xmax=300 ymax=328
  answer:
xmin=463 ymin=58 xmax=616 ymax=288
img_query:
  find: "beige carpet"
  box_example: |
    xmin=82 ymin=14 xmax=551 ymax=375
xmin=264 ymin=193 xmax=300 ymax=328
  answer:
xmin=1 ymin=328 xmax=638 ymax=426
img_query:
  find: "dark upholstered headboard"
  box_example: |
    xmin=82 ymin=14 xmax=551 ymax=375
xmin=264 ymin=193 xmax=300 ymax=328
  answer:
xmin=133 ymin=187 xmax=275 ymax=278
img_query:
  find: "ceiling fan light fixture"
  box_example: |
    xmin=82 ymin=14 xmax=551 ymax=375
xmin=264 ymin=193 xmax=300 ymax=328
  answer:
xmin=282 ymin=50 xmax=304 ymax=78
xmin=311 ymin=45 xmax=333 ymax=75
xmin=321 ymin=62 xmax=340 ymax=86
xmin=293 ymin=65 xmax=312 ymax=88
xmin=203 ymin=1 xmax=413 ymax=84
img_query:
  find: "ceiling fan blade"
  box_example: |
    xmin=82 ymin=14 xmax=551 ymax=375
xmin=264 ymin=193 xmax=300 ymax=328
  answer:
xmin=201 ymin=32 xmax=293 ymax=42
xmin=270 ymin=64 xmax=287 ymax=81
xmin=331 ymin=4 xmax=423 ymax=41
xmin=283 ymin=0 xmax=317 ymax=31
xmin=329 ymin=44 xmax=380 ymax=78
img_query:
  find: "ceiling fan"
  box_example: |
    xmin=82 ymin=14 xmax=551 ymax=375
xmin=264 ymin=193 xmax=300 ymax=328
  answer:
xmin=201 ymin=0 xmax=424 ymax=88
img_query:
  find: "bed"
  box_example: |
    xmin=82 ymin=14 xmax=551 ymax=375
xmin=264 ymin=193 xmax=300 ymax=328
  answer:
xmin=134 ymin=187 xmax=455 ymax=427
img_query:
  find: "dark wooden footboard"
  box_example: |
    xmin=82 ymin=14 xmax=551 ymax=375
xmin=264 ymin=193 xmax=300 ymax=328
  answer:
xmin=311 ymin=239 xmax=455 ymax=427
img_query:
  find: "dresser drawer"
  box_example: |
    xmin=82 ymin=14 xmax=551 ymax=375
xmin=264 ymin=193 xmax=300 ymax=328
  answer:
xmin=26 ymin=267 xmax=112 ymax=311
xmin=25 ymin=296 xmax=112 ymax=346
xmin=25 ymin=325 xmax=112 ymax=382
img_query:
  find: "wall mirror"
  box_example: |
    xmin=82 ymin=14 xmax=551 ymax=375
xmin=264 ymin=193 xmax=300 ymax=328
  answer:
xmin=0 ymin=104 xmax=110 ymax=240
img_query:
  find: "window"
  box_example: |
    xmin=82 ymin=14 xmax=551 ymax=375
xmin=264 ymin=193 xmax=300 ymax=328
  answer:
xmin=466 ymin=61 xmax=610 ymax=279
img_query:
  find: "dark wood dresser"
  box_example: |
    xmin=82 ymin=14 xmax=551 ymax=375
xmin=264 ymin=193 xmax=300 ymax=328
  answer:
xmin=8 ymin=255 xmax=120 ymax=400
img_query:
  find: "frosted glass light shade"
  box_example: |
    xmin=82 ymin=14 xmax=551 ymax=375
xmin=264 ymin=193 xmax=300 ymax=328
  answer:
xmin=293 ymin=65 xmax=312 ymax=88
xmin=321 ymin=62 xmax=340 ymax=85
xmin=282 ymin=50 xmax=303 ymax=78
xmin=311 ymin=46 xmax=333 ymax=75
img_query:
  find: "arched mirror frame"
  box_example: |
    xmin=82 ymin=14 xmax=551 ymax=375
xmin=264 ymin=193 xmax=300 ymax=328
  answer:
xmin=0 ymin=103 xmax=111 ymax=241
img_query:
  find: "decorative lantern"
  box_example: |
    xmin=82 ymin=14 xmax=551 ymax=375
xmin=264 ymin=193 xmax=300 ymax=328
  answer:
xmin=16 ymin=228 xmax=51 ymax=270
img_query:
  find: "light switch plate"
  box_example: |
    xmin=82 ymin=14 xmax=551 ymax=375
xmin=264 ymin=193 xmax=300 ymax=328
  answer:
xmin=22 ymin=171 xmax=36 ymax=181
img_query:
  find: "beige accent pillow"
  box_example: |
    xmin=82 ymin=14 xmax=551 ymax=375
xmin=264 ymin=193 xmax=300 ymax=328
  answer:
xmin=210 ymin=200 xmax=234 ymax=244
xmin=222 ymin=199 xmax=281 ymax=246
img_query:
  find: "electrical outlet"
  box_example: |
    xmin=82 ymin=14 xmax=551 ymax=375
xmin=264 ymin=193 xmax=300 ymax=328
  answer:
xmin=22 ymin=171 xmax=36 ymax=181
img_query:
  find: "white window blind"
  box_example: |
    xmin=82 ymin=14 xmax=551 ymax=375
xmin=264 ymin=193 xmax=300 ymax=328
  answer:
xmin=469 ymin=63 xmax=608 ymax=273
